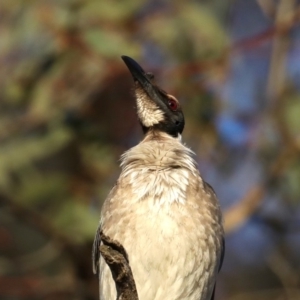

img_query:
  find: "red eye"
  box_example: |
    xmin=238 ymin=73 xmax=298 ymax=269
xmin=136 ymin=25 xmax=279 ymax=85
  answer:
xmin=168 ymin=99 xmax=178 ymax=111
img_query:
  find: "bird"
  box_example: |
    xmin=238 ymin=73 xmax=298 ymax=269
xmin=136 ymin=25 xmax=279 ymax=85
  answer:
xmin=93 ymin=56 xmax=224 ymax=300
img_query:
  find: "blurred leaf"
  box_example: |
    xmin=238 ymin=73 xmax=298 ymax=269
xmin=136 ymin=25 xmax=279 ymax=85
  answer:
xmin=15 ymin=172 xmax=68 ymax=207
xmin=81 ymin=143 xmax=117 ymax=174
xmin=0 ymin=127 xmax=73 ymax=188
xmin=144 ymin=2 xmax=228 ymax=61
xmin=284 ymin=94 xmax=300 ymax=138
xmin=83 ymin=29 xmax=140 ymax=57
xmin=283 ymin=160 xmax=300 ymax=204
xmin=51 ymin=199 xmax=99 ymax=243
xmin=79 ymin=0 xmax=143 ymax=23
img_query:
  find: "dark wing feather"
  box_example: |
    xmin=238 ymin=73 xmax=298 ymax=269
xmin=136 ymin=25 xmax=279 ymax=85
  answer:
xmin=219 ymin=237 xmax=225 ymax=272
xmin=92 ymin=185 xmax=118 ymax=275
xmin=210 ymin=238 xmax=225 ymax=300
xmin=92 ymin=225 xmax=102 ymax=275
xmin=210 ymin=284 xmax=216 ymax=300
xmin=203 ymin=181 xmax=225 ymax=300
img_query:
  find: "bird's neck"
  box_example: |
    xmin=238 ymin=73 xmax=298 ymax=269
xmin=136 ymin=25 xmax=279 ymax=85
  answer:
xmin=119 ymin=131 xmax=199 ymax=205
xmin=120 ymin=131 xmax=198 ymax=174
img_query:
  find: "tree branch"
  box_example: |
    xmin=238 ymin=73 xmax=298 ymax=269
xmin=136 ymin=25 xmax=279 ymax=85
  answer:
xmin=100 ymin=232 xmax=138 ymax=300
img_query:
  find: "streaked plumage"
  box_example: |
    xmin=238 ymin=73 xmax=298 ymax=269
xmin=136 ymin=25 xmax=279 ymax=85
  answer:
xmin=93 ymin=56 xmax=224 ymax=300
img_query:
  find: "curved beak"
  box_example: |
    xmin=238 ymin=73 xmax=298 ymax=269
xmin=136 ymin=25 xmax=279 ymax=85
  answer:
xmin=121 ymin=56 xmax=149 ymax=84
xmin=121 ymin=55 xmax=184 ymax=135
xmin=121 ymin=55 xmax=161 ymax=102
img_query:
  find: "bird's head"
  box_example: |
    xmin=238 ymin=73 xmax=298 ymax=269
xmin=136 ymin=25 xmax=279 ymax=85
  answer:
xmin=121 ymin=56 xmax=184 ymax=138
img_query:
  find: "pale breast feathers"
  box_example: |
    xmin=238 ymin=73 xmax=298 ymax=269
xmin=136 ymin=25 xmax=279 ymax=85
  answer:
xmin=93 ymin=134 xmax=224 ymax=300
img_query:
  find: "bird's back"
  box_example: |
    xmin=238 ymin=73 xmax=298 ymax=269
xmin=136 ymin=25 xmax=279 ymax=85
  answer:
xmin=96 ymin=133 xmax=223 ymax=300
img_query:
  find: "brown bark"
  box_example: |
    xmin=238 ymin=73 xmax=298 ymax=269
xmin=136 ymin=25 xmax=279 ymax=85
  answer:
xmin=100 ymin=232 xmax=139 ymax=300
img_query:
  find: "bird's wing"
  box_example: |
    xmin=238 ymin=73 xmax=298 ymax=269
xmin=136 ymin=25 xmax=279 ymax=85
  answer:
xmin=209 ymin=237 xmax=225 ymax=300
xmin=203 ymin=181 xmax=225 ymax=300
xmin=92 ymin=224 xmax=102 ymax=275
xmin=219 ymin=236 xmax=225 ymax=272
xmin=92 ymin=185 xmax=118 ymax=275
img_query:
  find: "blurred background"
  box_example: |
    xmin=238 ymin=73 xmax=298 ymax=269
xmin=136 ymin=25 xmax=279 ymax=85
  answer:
xmin=1 ymin=0 xmax=300 ymax=299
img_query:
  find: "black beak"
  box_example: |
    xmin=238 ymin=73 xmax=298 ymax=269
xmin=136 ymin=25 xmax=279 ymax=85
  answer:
xmin=121 ymin=55 xmax=160 ymax=102
xmin=121 ymin=56 xmax=149 ymax=83
xmin=121 ymin=55 xmax=185 ymax=136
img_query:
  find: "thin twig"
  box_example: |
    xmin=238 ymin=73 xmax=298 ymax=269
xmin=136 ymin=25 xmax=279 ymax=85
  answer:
xmin=267 ymin=0 xmax=296 ymax=103
xmin=256 ymin=0 xmax=277 ymax=19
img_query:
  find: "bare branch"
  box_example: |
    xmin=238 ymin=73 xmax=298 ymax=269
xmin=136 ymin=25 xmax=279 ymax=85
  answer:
xmin=257 ymin=0 xmax=277 ymax=19
xmin=267 ymin=0 xmax=297 ymax=103
xmin=268 ymin=250 xmax=300 ymax=300
xmin=100 ymin=232 xmax=138 ymax=300
xmin=224 ymin=186 xmax=264 ymax=233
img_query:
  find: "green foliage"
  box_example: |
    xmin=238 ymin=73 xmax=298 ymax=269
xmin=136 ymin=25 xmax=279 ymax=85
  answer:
xmin=7 ymin=1 xmax=300 ymax=299
xmin=83 ymin=29 xmax=140 ymax=57
xmin=0 ymin=128 xmax=73 ymax=189
xmin=0 ymin=0 xmax=229 ymax=256
xmin=284 ymin=94 xmax=300 ymax=138
xmin=51 ymin=199 xmax=99 ymax=243
xmin=15 ymin=172 xmax=69 ymax=207
xmin=79 ymin=0 xmax=144 ymax=23
xmin=144 ymin=2 xmax=228 ymax=61
xmin=284 ymin=160 xmax=300 ymax=204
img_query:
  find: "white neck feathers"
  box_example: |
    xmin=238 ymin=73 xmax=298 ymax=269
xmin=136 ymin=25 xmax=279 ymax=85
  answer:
xmin=119 ymin=132 xmax=199 ymax=205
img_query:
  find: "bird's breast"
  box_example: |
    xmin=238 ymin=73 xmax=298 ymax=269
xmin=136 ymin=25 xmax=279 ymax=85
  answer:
xmin=100 ymin=165 xmax=222 ymax=300
xmin=125 ymin=166 xmax=191 ymax=205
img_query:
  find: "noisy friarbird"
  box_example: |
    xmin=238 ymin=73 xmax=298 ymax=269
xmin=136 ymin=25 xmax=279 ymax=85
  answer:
xmin=93 ymin=56 xmax=224 ymax=300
